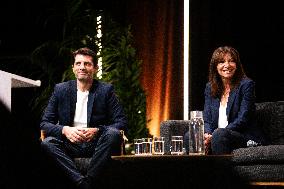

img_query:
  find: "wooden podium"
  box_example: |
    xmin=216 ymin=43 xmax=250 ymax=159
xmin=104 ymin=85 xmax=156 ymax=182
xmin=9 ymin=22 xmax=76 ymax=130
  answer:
xmin=0 ymin=70 xmax=41 ymax=111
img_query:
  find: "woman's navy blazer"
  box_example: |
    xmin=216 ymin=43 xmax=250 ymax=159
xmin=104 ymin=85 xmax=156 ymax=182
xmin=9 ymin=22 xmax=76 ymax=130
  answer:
xmin=203 ymin=78 xmax=266 ymax=144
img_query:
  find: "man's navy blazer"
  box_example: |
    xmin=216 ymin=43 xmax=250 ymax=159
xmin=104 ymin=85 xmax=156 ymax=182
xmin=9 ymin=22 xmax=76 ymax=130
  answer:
xmin=40 ymin=80 xmax=127 ymax=139
xmin=203 ymin=78 xmax=266 ymax=144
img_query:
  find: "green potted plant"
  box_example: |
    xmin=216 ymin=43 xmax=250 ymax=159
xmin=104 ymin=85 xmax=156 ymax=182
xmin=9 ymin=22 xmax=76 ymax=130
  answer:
xmin=100 ymin=20 xmax=150 ymax=147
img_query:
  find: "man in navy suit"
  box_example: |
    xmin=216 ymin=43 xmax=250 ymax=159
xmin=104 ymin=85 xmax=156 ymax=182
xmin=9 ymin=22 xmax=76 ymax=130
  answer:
xmin=40 ymin=47 xmax=127 ymax=189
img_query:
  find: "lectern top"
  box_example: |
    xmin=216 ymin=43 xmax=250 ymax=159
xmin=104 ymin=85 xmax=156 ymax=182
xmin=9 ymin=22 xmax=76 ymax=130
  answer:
xmin=0 ymin=70 xmax=41 ymax=88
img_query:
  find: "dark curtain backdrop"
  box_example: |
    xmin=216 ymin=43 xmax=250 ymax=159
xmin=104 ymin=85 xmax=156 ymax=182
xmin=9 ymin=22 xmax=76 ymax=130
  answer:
xmin=121 ymin=0 xmax=184 ymax=136
xmin=116 ymin=0 xmax=284 ymax=137
xmin=189 ymin=0 xmax=284 ymax=110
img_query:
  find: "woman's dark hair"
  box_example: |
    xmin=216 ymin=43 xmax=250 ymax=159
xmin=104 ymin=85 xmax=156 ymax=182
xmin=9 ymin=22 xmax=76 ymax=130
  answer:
xmin=72 ymin=47 xmax=98 ymax=66
xmin=208 ymin=46 xmax=246 ymax=97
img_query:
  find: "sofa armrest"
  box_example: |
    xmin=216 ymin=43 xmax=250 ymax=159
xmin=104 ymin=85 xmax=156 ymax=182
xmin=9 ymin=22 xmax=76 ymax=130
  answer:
xmin=160 ymin=120 xmax=190 ymax=154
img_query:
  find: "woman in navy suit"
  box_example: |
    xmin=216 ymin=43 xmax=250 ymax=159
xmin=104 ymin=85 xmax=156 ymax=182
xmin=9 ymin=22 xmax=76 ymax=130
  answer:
xmin=186 ymin=46 xmax=266 ymax=155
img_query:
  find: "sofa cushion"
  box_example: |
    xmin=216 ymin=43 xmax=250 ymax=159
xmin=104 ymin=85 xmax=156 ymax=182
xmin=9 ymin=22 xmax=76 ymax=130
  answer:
xmin=232 ymin=145 xmax=284 ymax=165
xmin=255 ymin=101 xmax=284 ymax=144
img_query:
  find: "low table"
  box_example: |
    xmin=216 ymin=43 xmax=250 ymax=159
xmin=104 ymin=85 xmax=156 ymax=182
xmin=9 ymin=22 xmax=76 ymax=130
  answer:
xmin=112 ymin=154 xmax=232 ymax=161
xmin=107 ymin=154 xmax=248 ymax=189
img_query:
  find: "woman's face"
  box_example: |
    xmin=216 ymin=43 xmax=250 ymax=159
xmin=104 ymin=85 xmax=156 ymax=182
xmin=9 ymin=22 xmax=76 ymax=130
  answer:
xmin=216 ymin=53 xmax=237 ymax=81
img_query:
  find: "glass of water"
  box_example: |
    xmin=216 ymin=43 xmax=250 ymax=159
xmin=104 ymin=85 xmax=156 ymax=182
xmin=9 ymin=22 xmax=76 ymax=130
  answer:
xmin=153 ymin=136 xmax=165 ymax=155
xmin=171 ymin=136 xmax=183 ymax=155
xmin=142 ymin=138 xmax=153 ymax=155
xmin=134 ymin=139 xmax=143 ymax=155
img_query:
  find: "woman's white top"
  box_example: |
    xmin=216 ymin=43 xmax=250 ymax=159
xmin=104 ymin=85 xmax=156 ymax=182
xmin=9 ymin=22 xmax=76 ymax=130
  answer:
xmin=218 ymin=102 xmax=228 ymax=128
xmin=73 ymin=90 xmax=89 ymax=128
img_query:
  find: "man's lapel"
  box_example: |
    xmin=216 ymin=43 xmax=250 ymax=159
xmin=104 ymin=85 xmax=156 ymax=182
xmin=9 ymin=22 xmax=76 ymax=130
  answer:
xmin=69 ymin=80 xmax=77 ymax=125
xmin=87 ymin=80 xmax=98 ymax=126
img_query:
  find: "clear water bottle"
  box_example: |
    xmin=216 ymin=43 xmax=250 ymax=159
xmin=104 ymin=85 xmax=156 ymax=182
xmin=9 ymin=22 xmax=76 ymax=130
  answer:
xmin=188 ymin=111 xmax=205 ymax=155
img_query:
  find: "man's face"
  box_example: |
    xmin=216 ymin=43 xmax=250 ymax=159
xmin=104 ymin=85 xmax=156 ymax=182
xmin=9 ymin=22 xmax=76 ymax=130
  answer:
xmin=72 ymin=54 xmax=97 ymax=82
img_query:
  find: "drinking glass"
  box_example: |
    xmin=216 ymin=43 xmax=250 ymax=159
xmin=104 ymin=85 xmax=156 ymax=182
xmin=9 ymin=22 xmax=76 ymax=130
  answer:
xmin=153 ymin=136 xmax=165 ymax=155
xmin=142 ymin=138 xmax=152 ymax=155
xmin=171 ymin=136 xmax=183 ymax=155
xmin=134 ymin=139 xmax=143 ymax=155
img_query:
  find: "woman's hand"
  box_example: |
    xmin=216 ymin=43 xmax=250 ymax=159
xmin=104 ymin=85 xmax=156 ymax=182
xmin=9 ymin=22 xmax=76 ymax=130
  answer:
xmin=204 ymin=133 xmax=212 ymax=155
